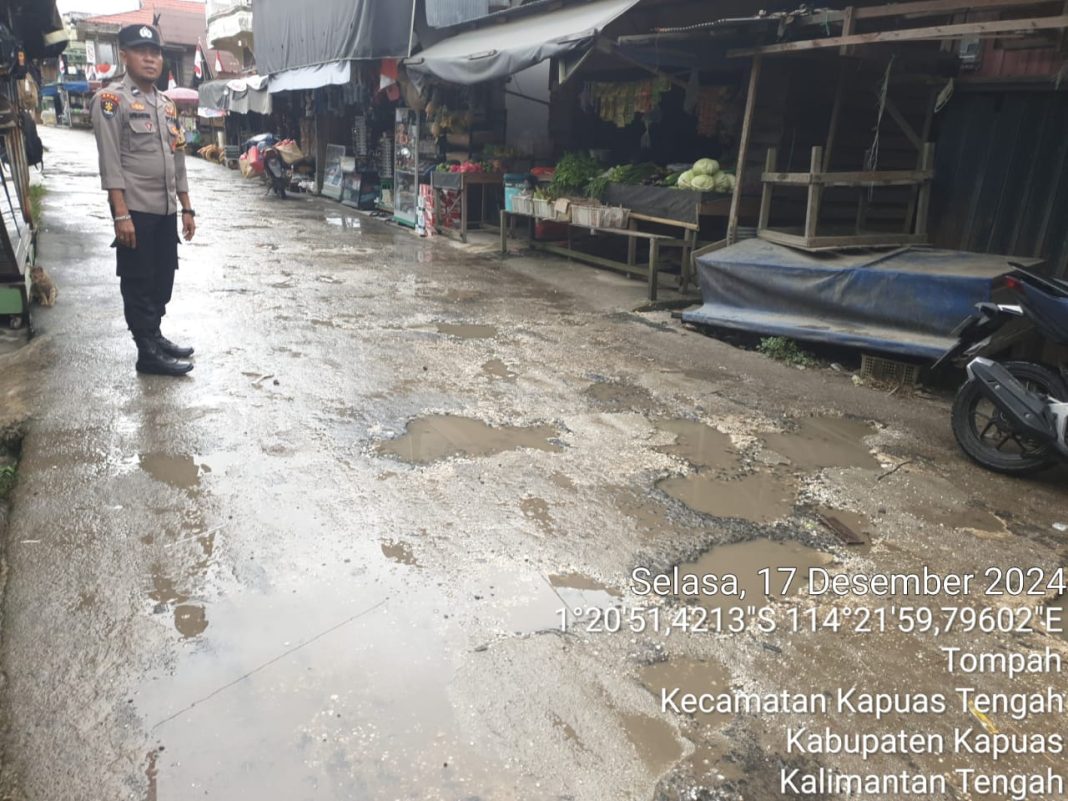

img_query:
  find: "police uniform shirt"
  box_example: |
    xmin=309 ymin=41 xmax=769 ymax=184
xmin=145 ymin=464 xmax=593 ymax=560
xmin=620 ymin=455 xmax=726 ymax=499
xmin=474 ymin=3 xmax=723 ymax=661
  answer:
xmin=91 ymin=76 xmax=188 ymax=216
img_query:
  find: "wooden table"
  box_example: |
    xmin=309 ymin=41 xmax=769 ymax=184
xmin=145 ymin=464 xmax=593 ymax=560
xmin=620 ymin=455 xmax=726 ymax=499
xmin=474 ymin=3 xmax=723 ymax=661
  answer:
xmin=431 ymin=171 xmax=503 ymax=243
xmin=602 ymin=185 xmax=759 ymax=290
xmin=500 ymin=209 xmax=682 ymax=301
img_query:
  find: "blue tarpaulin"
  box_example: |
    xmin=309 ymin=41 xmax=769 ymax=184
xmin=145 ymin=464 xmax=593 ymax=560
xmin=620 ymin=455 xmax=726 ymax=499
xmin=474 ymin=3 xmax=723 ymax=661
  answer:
xmin=682 ymin=239 xmax=1020 ymax=359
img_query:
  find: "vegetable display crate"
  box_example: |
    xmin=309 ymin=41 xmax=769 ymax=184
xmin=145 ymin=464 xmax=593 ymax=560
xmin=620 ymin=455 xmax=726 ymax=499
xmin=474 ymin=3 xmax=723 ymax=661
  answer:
xmin=571 ymin=204 xmax=630 ymax=229
xmin=511 ymin=195 xmax=534 ymax=216
xmin=571 ymin=204 xmax=600 ymax=227
xmin=532 ymin=198 xmax=555 ymax=220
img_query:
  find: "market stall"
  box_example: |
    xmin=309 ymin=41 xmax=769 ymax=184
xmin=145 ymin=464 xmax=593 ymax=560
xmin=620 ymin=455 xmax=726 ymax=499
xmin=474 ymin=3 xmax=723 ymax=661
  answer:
xmin=42 ymin=80 xmax=93 ymax=128
xmin=498 ymin=153 xmax=746 ymax=297
xmin=430 ymin=166 xmax=503 ymax=242
xmin=163 ymin=87 xmax=202 ymax=149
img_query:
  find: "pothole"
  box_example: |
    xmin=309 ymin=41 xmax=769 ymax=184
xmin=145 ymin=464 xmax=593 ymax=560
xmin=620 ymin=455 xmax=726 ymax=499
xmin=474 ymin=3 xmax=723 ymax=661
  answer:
xmin=376 ymin=415 xmax=562 ymax=464
xmin=657 ymin=471 xmax=794 ymax=523
xmin=762 ymin=416 xmax=879 ymax=469
xmin=670 ymin=537 xmax=834 ymax=612
xmin=655 ymin=419 xmax=739 ymax=470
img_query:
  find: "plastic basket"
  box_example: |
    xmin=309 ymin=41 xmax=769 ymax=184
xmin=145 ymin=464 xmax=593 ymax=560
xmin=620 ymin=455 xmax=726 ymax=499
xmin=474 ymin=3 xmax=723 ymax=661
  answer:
xmin=532 ymin=198 xmax=554 ymax=220
xmin=511 ymin=195 xmax=534 ymax=216
xmin=601 ymin=205 xmax=630 ymax=229
xmin=571 ymin=204 xmax=601 ymax=227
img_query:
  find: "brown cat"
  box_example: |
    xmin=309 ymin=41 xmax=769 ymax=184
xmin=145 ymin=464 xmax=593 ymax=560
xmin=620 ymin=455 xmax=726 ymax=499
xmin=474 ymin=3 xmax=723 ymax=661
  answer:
xmin=30 ymin=265 xmax=57 ymax=307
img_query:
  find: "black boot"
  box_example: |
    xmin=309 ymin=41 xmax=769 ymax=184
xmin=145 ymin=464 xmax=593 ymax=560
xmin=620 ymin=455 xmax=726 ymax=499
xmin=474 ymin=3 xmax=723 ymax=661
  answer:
xmin=135 ymin=336 xmax=194 ymax=376
xmin=153 ymin=329 xmax=194 ymax=358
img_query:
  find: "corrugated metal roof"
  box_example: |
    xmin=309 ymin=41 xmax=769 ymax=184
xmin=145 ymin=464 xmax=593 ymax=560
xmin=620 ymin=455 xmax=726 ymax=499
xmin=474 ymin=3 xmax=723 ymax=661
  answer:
xmin=82 ymin=0 xmax=206 ymax=47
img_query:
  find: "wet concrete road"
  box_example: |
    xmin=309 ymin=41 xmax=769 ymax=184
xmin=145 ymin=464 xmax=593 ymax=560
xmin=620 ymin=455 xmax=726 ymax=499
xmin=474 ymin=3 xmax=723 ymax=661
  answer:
xmin=1 ymin=127 xmax=1066 ymax=800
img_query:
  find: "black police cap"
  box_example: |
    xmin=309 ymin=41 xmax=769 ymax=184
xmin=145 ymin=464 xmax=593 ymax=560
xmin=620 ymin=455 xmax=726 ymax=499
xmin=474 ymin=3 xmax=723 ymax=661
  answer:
xmin=118 ymin=24 xmax=163 ymax=49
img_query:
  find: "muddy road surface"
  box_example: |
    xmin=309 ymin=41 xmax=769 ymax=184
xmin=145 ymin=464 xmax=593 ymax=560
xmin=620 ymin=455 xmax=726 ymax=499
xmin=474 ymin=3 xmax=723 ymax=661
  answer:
xmin=0 ymin=127 xmax=1065 ymax=801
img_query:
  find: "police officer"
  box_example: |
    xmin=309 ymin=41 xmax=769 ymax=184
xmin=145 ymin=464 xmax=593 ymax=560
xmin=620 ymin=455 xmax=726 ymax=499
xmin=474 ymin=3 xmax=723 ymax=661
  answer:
xmin=91 ymin=24 xmax=196 ymax=376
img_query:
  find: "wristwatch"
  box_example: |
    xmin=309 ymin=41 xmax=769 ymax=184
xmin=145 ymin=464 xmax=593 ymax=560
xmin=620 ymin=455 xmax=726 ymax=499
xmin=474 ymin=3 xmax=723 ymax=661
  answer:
xmin=181 ymin=208 xmax=196 ymax=217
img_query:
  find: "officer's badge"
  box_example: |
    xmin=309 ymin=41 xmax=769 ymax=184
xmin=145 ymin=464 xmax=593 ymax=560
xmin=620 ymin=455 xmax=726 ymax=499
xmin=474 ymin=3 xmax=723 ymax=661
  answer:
xmin=99 ymin=92 xmax=120 ymax=118
xmin=131 ymin=102 xmax=145 ymax=111
xmin=164 ymin=100 xmax=177 ymax=117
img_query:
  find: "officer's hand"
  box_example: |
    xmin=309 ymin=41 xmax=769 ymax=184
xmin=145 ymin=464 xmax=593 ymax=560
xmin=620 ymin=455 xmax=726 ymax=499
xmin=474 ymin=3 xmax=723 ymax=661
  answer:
xmin=115 ymin=218 xmax=136 ymax=249
xmin=182 ymin=214 xmax=196 ymax=242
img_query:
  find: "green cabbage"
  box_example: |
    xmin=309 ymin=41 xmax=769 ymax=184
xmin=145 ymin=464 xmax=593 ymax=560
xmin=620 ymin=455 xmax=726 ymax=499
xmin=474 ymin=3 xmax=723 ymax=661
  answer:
xmin=692 ymin=158 xmax=720 ymax=176
xmin=691 ymin=173 xmax=717 ymax=191
xmin=677 ymin=169 xmax=695 ymax=189
xmin=714 ymin=172 xmax=732 ymax=193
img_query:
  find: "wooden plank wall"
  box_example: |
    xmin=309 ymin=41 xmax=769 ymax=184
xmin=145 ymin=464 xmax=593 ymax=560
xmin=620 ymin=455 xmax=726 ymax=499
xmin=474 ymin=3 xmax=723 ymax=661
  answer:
xmin=746 ymin=54 xmax=935 ymax=234
xmin=930 ymin=91 xmax=1068 ymax=277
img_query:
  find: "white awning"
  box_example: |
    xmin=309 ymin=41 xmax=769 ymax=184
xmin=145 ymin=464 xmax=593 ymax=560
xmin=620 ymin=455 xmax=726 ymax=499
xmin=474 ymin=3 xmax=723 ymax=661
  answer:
xmin=268 ymin=60 xmax=351 ymax=93
xmin=404 ymin=0 xmax=640 ymax=86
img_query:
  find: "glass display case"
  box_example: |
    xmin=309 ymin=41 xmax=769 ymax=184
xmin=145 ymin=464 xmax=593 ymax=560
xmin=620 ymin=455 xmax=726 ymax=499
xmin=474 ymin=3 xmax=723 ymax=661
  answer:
xmin=393 ymin=108 xmax=419 ymax=227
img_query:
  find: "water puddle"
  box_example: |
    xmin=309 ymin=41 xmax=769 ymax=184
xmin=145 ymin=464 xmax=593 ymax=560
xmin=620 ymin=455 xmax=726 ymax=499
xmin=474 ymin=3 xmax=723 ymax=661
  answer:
xmin=549 ymin=573 xmax=622 ymax=612
xmin=323 ymin=215 xmax=360 ymax=230
xmin=377 ymin=415 xmax=562 ymax=464
xmin=673 ymin=538 xmax=833 ymax=612
xmin=619 ymin=711 xmax=683 ymax=775
xmin=640 ymin=658 xmax=732 ymax=728
xmin=657 ymin=471 xmax=794 ymax=523
xmin=380 ymin=540 xmax=420 ymax=567
xmin=762 ymin=416 xmax=879 ymax=470
xmin=479 ymin=571 xmax=562 ymax=635
xmin=482 ymin=359 xmax=517 ymax=380
xmin=138 ymin=567 xmax=528 ymax=800
xmin=584 ymin=381 xmax=656 ymax=412
xmin=173 ymin=604 xmax=208 ymax=638
xmin=689 ymin=736 xmax=743 ymax=783
xmin=436 ymin=323 xmax=497 ymax=340
xmin=519 ymin=497 xmax=554 ymax=534
xmin=655 ymin=420 xmax=738 ymax=470
xmin=138 ymin=453 xmax=200 ymax=490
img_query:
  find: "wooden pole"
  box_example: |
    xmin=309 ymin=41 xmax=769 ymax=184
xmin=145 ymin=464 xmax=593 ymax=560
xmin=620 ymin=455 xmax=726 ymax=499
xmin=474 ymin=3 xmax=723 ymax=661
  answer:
xmin=805 ymin=146 xmax=824 ymax=240
xmin=758 ymin=147 xmax=777 ymax=231
xmin=727 ymin=54 xmax=763 ymax=244
xmin=914 ymin=142 xmax=935 ymax=237
xmin=730 ymin=16 xmax=1068 ymax=57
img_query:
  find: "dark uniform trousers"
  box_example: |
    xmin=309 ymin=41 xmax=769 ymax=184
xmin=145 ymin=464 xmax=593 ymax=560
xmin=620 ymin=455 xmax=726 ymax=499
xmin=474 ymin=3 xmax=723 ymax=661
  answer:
xmin=116 ymin=210 xmax=179 ymax=336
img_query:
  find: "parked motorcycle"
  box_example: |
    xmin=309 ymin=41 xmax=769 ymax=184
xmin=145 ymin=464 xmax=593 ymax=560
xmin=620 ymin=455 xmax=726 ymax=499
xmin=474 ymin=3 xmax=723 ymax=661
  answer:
xmin=262 ymin=145 xmax=289 ymax=199
xmin=936 ymin=265 xmax=1068 ymax=475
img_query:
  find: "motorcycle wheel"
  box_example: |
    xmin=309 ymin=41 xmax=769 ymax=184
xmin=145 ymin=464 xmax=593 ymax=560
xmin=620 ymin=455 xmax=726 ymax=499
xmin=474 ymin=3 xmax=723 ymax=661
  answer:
xmin=951 ymin=361 xmax=1067 ymax=475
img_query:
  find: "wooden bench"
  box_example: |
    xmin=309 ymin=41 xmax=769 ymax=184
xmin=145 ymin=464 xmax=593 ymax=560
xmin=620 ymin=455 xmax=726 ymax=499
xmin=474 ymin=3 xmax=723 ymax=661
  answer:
xmin=500 ymin=209 xmax=681 ymax=300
